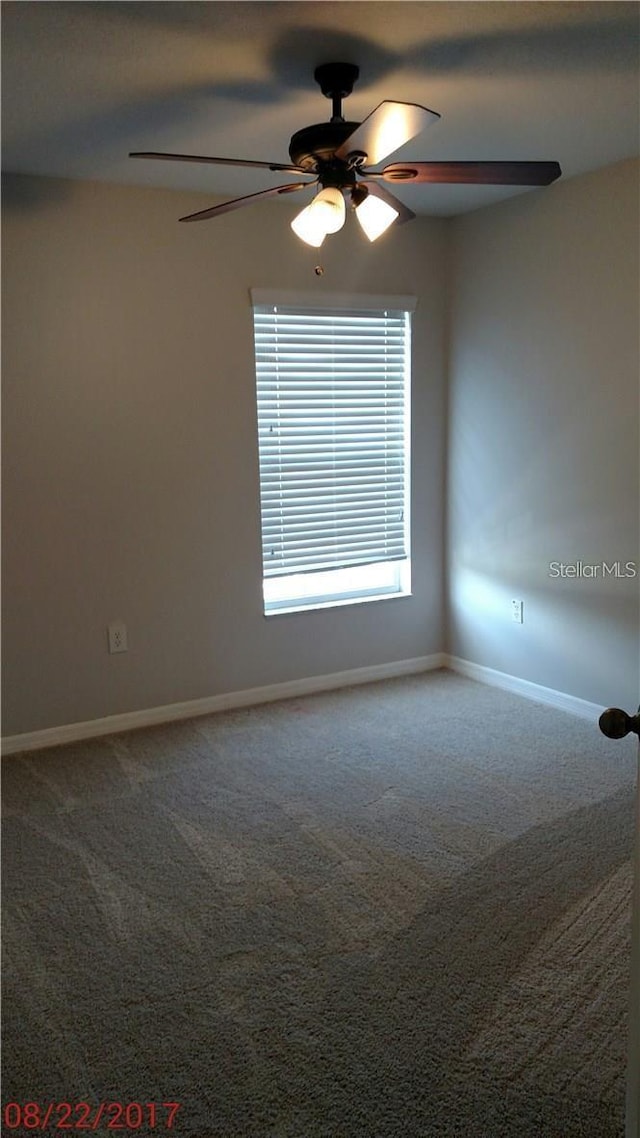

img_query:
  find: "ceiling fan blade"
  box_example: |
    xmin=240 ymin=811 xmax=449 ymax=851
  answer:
xmin=130 ymin=151 xmax=306 ymax=174
xmin=178 ymin=182 xmax=313 ymax=222
xmin=334 ymin=101 xmax=440 ymax=166
xmin=360 ymin=181 xmax=415 ymax=225
xmin=380 ymin=161 xmax=562 ymax=185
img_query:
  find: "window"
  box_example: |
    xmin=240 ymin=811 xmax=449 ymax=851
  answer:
xmin=251 ymin=289 xmax=415 ymax=614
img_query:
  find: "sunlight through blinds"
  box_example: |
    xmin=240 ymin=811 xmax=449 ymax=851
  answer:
xmin=252 ymin=300 xmax=412 ymax=579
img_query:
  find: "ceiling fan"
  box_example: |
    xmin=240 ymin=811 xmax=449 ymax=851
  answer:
xmin=130 ymin=62 xmax=561 ymax=246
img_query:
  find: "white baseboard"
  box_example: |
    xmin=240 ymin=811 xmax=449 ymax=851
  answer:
xmin=2 ymin=652 xmax=602 ymax=756
xmin=446 ymin=655 xmax=605 ymax=721
xmin=1 ymin=653 xmax=447 ymax=756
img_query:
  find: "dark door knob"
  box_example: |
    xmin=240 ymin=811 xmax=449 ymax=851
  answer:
xmin=599 ymin=707 xmax=640 ymax=739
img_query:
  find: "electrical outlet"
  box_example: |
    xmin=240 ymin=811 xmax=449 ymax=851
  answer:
xmin=511 ymin=599 xmax=524 ymax=624
xmin=108 ymin=620 xmax=128 ymax=654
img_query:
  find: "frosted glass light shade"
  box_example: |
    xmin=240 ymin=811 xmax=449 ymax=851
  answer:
xmin=290 ymin=203 xmax=327 ymax=246
xmin=291 ymin=187 xmax=346 ymax=246
xmin=314 ymin=187 xmax=346 ymax=233
xmin=355 ymin=194 xmax=399 ymax=241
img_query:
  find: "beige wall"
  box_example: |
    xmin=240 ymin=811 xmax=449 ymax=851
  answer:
xmin=448 ymin=159 xmax=639 ymax=709
xmin=3 ymin=161 xmax=638 ymax=738
xmin=1 ymin=174 xmax=447 ymax=735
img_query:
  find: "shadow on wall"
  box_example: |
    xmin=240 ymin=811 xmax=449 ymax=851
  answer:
xmin=1 ymin=172 xmax=70 ymax=212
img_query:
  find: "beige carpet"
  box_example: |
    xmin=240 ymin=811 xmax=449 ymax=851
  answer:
xmin=2 ymin=670 xmax=636 ymax=1136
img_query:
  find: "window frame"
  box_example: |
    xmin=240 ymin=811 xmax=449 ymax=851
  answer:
xmin=251 ymin=289 xmax=416 ymax=616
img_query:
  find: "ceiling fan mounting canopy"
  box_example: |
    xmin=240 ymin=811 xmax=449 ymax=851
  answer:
xmin=314 ymin=62 xmax=360 ymax=104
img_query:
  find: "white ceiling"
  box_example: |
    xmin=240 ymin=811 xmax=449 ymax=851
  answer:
xmin=2 ymin=1 xmax=639 ymax=217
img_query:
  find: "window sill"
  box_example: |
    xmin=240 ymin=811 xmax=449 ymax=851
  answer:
xmin=264 ymin=589 xmax=413 ymax=617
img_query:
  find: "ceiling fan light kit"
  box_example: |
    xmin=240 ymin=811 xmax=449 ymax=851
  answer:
xmin=290 ymin=184 xmax=397 ymax=247
xmin=130 ymin=61 xmax=561 ymax=244
xmin=290 ymin=188 xmax=343 ymax=247
xmin=290 ymin=184 xmax=346 ymax=246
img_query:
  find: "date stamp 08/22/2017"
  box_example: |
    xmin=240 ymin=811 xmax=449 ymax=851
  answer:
xmin=2 ymin=1102 xmax=182 ymax=1132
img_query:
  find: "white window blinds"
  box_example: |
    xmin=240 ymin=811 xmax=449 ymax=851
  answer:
xmin=252 ymin=295 xmax=413 ymax=580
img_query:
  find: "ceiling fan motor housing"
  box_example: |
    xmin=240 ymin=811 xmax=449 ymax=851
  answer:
xmin=288 ymin=122 xmax=361 ymax=173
